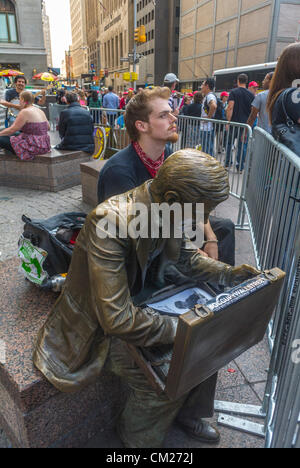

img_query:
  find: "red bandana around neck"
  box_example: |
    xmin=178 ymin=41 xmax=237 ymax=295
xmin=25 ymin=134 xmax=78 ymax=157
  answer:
xmin=133 ymin=141 xmax=165 ymax=178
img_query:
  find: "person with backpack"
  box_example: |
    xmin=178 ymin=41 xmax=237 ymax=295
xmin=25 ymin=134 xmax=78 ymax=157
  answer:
xmin=200 ymin=78 xmax=218 ymax=156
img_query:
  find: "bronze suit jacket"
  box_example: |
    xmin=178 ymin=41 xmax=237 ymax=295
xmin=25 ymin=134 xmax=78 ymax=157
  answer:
xmin=33 ymin=182 xmax=240 ymax=393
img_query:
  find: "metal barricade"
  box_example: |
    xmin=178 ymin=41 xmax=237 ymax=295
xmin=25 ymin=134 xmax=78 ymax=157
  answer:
xmin=48 ymin=103 xmax=67 ymax=131
xmin=174 ymin=115 xmax=253 ymax=228
xmin=88 ymin=107 xmax=129 ymax=152
xmin=0 ymin=104 xmax=6 ymax=130
xmin=241 ymin=127 xmax=300 ymax=447
xmin=0 ymin=83 xmax=6 ymax=129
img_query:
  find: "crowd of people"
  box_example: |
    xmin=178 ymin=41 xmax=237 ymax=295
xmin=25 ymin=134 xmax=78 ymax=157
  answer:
xmin=1 ymin=41 xmax=298 ymax=161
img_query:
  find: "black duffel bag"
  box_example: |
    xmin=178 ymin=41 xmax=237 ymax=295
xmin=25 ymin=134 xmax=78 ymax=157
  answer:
xmin=18 ymin=212 xmax=86 ymax=289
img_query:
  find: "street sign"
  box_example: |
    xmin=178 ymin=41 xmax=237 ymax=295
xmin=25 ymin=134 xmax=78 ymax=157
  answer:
xmin=120 ymin=57 xmax=130 ymax=62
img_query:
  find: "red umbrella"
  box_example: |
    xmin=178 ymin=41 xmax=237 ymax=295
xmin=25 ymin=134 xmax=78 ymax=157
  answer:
xmin=0 ymin=69 xmax=24 ymax=77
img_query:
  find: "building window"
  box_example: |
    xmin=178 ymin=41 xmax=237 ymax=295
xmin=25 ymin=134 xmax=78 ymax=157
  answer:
xmin=0 ymin=0 xmax=18 ymax=43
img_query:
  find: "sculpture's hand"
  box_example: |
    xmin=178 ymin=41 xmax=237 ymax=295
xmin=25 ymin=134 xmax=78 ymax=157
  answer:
xmin=229 ymin=264 xmax=261 ymax=286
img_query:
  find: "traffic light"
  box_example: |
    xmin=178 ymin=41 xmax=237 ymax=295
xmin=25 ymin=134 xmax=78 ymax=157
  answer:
xmin=99 ymin=69 xmax=104 ymax=79
xmin=134 ymin=26 xmax=146 ymax=43
xmin=139 ymin=25 xmax=146 ymax=43
xmin=134 ymin=28 xmax=140 ymax=42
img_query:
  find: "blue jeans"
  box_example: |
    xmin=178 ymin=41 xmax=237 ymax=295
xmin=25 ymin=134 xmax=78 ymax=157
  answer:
xmin=200 ymin=130 xmax=215 ymax=157
xmin=225 ymin=127 xmax=248 ymax=171
xmin=0 ymin=136 xmax=14 ymax=153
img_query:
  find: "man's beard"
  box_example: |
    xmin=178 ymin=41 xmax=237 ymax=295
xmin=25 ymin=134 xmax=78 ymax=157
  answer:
xmin=168 ymin=132 xmax=179 ymax=143
xmin=148 ymin=124 xmax=179 ymax=144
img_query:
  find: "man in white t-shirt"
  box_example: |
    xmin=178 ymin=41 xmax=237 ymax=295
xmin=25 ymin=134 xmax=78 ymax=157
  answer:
xmin=200 ymin=78 xmax=217 ymax=156
xmin=247 ymin=72 xmax=274 ymax=134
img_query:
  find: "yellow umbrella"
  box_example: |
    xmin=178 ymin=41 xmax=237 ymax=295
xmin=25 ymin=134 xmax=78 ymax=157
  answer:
xmin=33 ymin=72 xmax=58 ymax=82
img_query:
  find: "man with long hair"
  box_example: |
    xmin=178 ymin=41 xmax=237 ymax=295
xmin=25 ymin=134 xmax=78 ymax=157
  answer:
xmin=267 ymin=42 xmax=300 ymax=128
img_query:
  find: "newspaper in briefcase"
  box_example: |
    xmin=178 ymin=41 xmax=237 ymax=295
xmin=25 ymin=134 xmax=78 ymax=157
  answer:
xmin=127 ymin=268 xmax=286 ymax=400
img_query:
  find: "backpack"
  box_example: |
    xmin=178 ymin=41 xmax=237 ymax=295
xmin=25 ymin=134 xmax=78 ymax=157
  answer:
xmin=204 ymin=93 xmax=225 ymax=121
xmin=18 ymin=213 xmax=87 ymax=289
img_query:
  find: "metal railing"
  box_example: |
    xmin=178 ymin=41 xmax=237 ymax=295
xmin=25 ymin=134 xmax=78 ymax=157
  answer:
xmin=243 ymin=127 xmax=300 ymax=448
xmin=49 ymin=103 xmax=67 ymax=131
xmin=245 ymin=128 xmax=300 ymax=343
xmin=174 ymin=115 xmax=253 ymax=228
xmin=89 ymin=107 xmax=129 ymax=152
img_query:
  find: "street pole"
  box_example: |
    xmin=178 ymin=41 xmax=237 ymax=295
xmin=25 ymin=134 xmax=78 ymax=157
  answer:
xmin=133 ymin=0 xmax=137 ymax=91
xmin=225 ymin=32 xmax=230 ymax=68
xmin=68 ymin=48 xmax=71 ymax=86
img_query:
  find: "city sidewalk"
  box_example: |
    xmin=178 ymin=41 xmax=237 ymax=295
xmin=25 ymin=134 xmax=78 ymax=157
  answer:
xmin=0 ymin=182 xmax=268 ymax=449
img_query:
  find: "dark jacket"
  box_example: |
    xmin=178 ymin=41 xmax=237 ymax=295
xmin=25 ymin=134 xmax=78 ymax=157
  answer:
xmin=97 ymin=143 xmax=172 ymax=204
xmin=57 ymin=102 xmax=94 ymax=154
xmin=183 ymin=103 xmax=203 ymax=118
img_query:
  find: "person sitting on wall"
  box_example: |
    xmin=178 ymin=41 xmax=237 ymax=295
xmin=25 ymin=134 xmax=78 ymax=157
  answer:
xmin=55 ymin=92 xmax=95 ymax=154
xmin=0 ymin=91 xmax=51 ymax=161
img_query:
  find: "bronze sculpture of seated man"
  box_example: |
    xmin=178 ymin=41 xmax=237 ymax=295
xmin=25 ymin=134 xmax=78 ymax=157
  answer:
xmin=33 ymin=149 xmax=260 ymax=448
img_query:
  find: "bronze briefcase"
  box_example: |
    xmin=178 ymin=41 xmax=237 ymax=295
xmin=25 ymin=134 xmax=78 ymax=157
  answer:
xmin=128 ymin=268 xmax=286 ymax=400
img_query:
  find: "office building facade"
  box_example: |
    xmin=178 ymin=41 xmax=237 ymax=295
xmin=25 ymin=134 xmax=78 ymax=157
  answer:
xmin=179 ymin=0 xmax=300 ymax=90
xmin=41 ymin=1 xmax=52 ymax=68
xmin=69 ymin=0 xmax=88 ymax=80
xmin=136 ymin=0 xmax=180 ymax=87
xmin=0 ymin=0 xmax=47 ymax=82
xmin=98 ymin=0 xmax=132 ymax=92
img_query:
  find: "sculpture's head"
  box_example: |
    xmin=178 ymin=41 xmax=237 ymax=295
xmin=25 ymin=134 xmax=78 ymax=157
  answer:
xmin=150 ymin=149 xmax=229 ymax=223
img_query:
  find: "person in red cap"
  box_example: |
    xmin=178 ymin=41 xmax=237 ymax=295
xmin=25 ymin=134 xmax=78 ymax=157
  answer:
xmin=248 ymin=81 xmax=259 ymax=96
xmin=220 ymin=91 xmax=229 ymax=101
xmin=220 ymin=91 xmax=229 ymax=117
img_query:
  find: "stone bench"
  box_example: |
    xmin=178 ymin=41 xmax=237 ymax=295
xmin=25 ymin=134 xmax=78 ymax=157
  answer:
xmin=80 ymin=159 xmax=108 ymax=207
xmin=0 ymin=148 xmax=92 ymax=192
xmin=0 ymin=258 xmax=127 ymax=448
